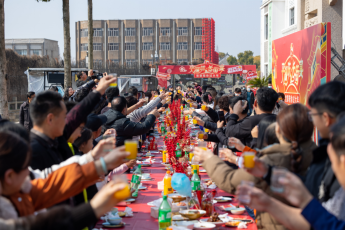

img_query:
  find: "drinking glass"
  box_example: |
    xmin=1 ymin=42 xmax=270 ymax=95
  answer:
xmin=242 ymin=152 xmax=255 ymax=169
xmin=197 ymin=131 xmax=204 ymax=139
xmin=193 ymin=119 xmax=198 ymax=124
xmin=237 ymin=181 xmax=254 ymax=204
xmin=201 ymin=105 xmax=207 ymax=111
xmin=125 ymin=140 xmax=138 ymax=160
xmin=112 ymin=174 xmax=130 ymax=200
xmin=270 ymin=167 xmax=288 ymax=193
xmin=219 ymin=145 xmax=228 ymax=160
xmin=228 ymin=137 xmax=235 ymax=149
xmin=103 ymin=133 xmax=116 ymax=153
xmin=198 ymin=141 xmax=207 ymax=151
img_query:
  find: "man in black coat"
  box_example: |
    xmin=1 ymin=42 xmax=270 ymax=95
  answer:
xmin=19 ymin=91 xmax=35 ymax=131
xmin=103 ymin=96 xmax=159 ymax=147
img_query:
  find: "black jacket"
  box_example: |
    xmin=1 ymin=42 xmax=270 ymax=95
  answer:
xmin=220 ymin=113 xmax=276 ymax=146
xmin=30 ymin=91 xmax=102 ymax=171
xmin=103 ymin=109 xmax=156 ymax=146
xmin=19 ymin=101 xmax=33 ymax=131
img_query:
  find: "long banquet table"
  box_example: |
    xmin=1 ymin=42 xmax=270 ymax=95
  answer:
xmin=95 ymin=140 xmax=258 ymax=230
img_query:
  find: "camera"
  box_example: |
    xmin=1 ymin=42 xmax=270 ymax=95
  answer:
xmin=91 ymin=71 xmax=104 ymax=80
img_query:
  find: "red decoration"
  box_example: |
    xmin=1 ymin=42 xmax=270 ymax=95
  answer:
xmin=147 ymin=136 xmax=157 ymax=150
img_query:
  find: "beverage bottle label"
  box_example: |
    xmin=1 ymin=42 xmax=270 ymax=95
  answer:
xmin=175 ymin=150 xmax=182 ymax=158
xmin=191 ymin=181 xmax=200 ymax=191
xmin=131 ymin=175 xmax=139 ymax=184
xmin=158 ymin=210 xmax=172 ymax=223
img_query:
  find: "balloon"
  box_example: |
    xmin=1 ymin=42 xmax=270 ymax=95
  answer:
xmin=171 ymin=173 xmax=192 ymax=197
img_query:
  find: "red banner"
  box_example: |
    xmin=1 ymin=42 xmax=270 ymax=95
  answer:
xmin=272 ymin=23 xmax=331 ymax=105
xmin=156 ymin=72 xmax=171 ymax=88
xmin=246 ymin=71 xmax=258 ymax=81
xmin=158 ymin=60 xmax=256 ymax=76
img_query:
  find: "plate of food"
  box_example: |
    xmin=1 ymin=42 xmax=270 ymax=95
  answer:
xmin=102 ymin=222 xmax=125 ymax=228
xmin=193 ymin=222 xmax=216 ymax=230
xmin=214 ymin=196 xmax=232 ymax=203
xmin=225 ymin=221 xmax=242 ymax=227
xmin=179 ymin=210 xmax=206 ymax=220
xmin=224 ymin=207 xmax=246 ymax=215
xmin=125 ymin=198 xmax=135 ymax=203
xmin=200 ymin=212 xmax=224 ymax=227
xmin=118 ymin=212 xmax=126 ymax=217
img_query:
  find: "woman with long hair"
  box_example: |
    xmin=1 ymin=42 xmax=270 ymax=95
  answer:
xmin=63 ymin=87 xmax=74 ymax=102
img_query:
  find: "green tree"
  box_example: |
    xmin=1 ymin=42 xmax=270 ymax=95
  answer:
xmin=227 ymin=55 xmax=237 ymax=65
xmin=38 ymin=0 xmax=71 ymax=88
xmin=237 ymin=50 xmax=254 ymax=65
xmin=219 ymin=52 xmax=226 ymax=60
xmin=247 ymin=75 xmax=271 ymax=88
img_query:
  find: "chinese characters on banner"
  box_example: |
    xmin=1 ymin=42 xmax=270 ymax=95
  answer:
xmin=272 ymin=23 xmax=331 ymax=105
xmin=227 ymin=66 xmax=243 ymax=74
xmin=194 ymin=73 xmax=221 ymax=78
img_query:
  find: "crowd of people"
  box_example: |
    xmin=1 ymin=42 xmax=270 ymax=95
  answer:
xmin=3 ymin=69 xmax=345 ymax=230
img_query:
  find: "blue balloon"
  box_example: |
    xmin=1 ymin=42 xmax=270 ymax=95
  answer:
xmin=171 ymin=173 xmax=192 ymax=197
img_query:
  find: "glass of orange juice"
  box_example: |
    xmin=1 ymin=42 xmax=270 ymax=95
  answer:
xmin=197 ymin=131 xmax=204 ymax=139
xmin=201 ymin=105 xmax=207 ymax=111
xmin=109 ymin=74 xmax=118 ymax=87
xmin=243 ymin=152 xmax=255 ymax=168
xmin=193 ymin=119 xmax=198 ymax=124
xmin=178 ymin=90 xmax=181 ymax=94
xmin=204 ymin=128 xmax=209 ymax=133
xmin=125 ymin=140 xmax=138 ymax=160
xmin=112 ymin=174 xmax=130 ymax=200
xmin=198 ymin=141 xmax=207 ymax=150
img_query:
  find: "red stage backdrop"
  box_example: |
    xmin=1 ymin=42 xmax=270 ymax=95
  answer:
xmin=272 ymin=22 xmax=331 ymax=105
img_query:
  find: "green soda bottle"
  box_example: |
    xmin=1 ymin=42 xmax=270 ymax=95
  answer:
xmin=130 ymin=165 xmax=142 ymax=197
xmin=175 ymin=143 xmax=182 ymax=158
xmin=158 ymin=195 xmax=172 ymax=230
xmin=161 ymin=122 xmax=166 ymax=135
xmin=191 ymin=169 xmax=201 ymax=191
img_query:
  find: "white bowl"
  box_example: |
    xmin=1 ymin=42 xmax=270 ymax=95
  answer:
xmin=107 ymin=217 xmax=122 ymax=225
xmin=225 ymin=207 xmax=246 ymax=215
xmin=194 ymin=222 xmax=216 ymax=230
xmin=173 ymin=220 xmax=196 ymax=229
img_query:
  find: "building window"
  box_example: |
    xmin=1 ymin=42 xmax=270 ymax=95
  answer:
xmin=108 ymin=43 xmax=119 ymax=51
xmin=178 ymin=59 xmax=188 ymax=64
xmin=30 ymin=49 xmax=42 ymax=56
xmin=93 ymin=43 xmax=102 ymax=51
xmin=160 ymin=28 xmax=170 ymax=36
xmin=194 ymin=42 xmax=202 ymax=50
xmin=177 ymin=42 xmax=188 ymax=50
xmin=178 ymin=27 xmax=188 ymax=36
xmin=81 ymin=43 xmax=88 ymax=51
xmin=143 ymin=59 xmax=153 ymax=65
xmin=125 ymin=43 xmax=136 ymax=51
xmin=195 ymin=27 xmax=202 ymax=36
xmin=125 ymin=28 xmax=136 ymax=36
xmin=160 ymin=42 xmax=170 ymax=50
xmin=109 ymin=59 xmax=119 ymax=66
xmin=80 ymin=29 xmax=88 ymax=37
xmin=93 ymin=28 xmax=103 ymax=37
xmin=108 ymin=28 xmax=119 ymax=37
xmin=290 ymin=7 xmax=295 ymax=26
xmin=143 ymin=27 xmax=153 ymax=36
xmin=265 ymin=64 xmax=268 ymax=77
xmin=264 ymin=14 xmax=268 ymax=40
xmin=126 ymin=59 xmax=137 ymax=66
xmin=15 ymin=50 xmax=27 ymax=56
xmin=142 ymin=42 xmax=153 ymax=50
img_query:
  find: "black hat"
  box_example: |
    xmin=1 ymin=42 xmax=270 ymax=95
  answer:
xmin=85 ymin=114 xmax=107 ymax=132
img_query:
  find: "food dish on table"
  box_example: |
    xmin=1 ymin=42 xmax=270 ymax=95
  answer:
xmin=102 ymin=222 xmax=125 ymax=228
xmin=179 ymin=210 xmax=206 ymax=220
xmin=225 ymin=221 xmax=241 ymax=227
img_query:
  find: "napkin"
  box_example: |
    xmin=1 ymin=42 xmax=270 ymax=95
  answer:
xmin=238 ymin=222 xmax=248 ymax=228
xmin=208 ymin=184 xmax=217 ymax=189
xmin=124 ymin=207 xmax=133 ymax=217
xmin=100 ymin=211 xmax=120 ymax=221
xmin=218 ymin=213 xmax=233 ymax=222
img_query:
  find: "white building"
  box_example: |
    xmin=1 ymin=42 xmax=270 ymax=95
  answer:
xmin=260 ymin=0 xmax=303 ymax=77
xmin=5 ymin=38 xmax=60 ymax=60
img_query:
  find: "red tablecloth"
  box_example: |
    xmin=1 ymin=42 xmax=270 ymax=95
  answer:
xmin=95 ymin=149 xmax=257 ymax=230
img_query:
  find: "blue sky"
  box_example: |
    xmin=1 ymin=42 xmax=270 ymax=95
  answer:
xmin=5 ymin=0 xmax=261 ymax=60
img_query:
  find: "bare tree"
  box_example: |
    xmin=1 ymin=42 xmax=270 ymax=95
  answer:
xmin=0 ymin=0 xmax=8 ymax=118
xmin=63 ymin=0 xmax=71 ymax=88
xmin=88 ymin=0 xmax=93 ymax=69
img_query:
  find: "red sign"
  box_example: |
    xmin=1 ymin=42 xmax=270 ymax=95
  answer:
xmin=272 ymin=23 xmax=331 ymax=105
xmin=156 ymin=72 xmax=171 ymax=88
xmin=158 ymin=61 xmax=256 ymax=76
xmin=190 ymin=60 xmax=224 ymax=78
xmin=246 ymin=71 xmax=258 ymax=81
